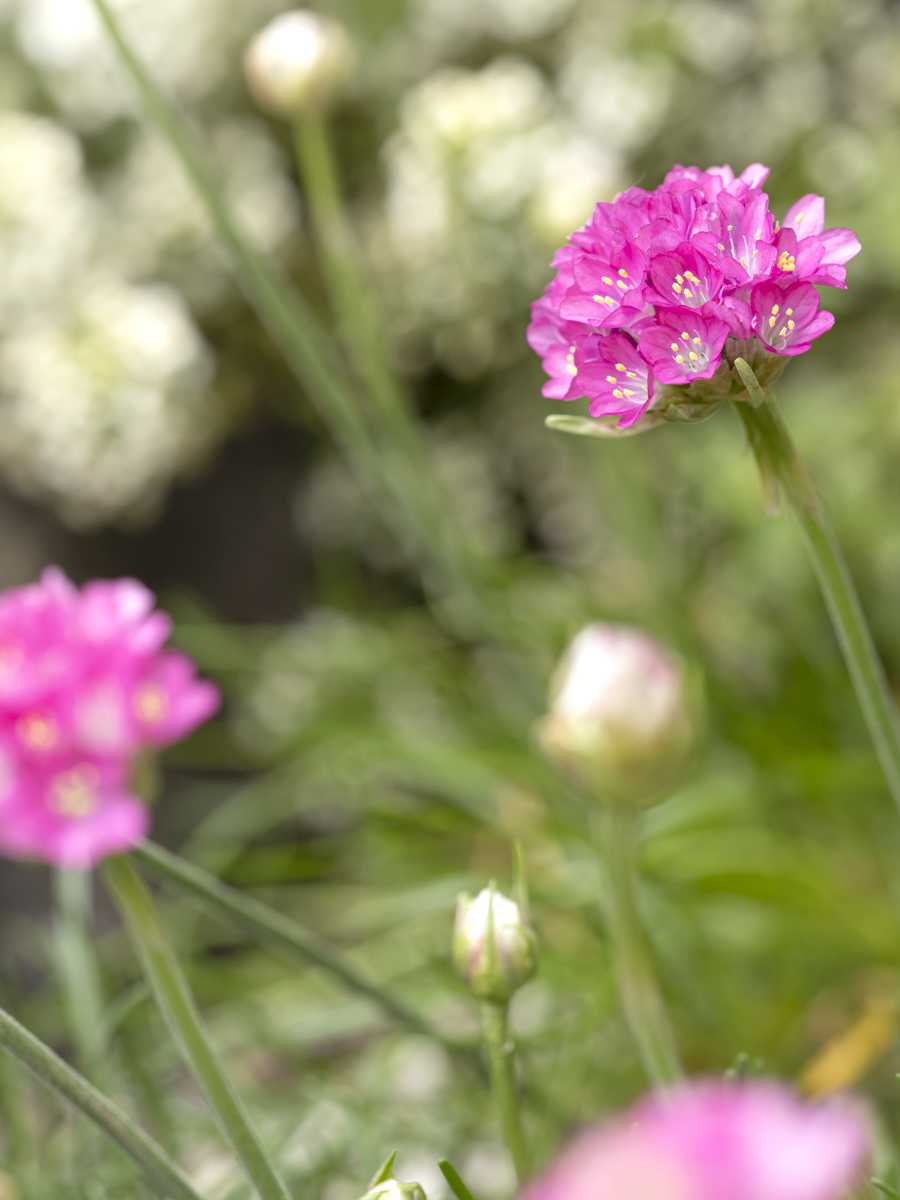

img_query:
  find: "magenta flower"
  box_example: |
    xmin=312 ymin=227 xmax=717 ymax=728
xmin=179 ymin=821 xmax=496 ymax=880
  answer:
xmin=0 ymin=568 xmax=219 ymax=869
xmin=528 ymin=165 xmax=860 ymax=428
xmin=524 ymin=1080 xmax=869 ymax=1200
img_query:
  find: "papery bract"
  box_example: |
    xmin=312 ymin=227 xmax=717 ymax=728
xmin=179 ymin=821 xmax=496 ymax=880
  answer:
xmin=527 ymin=164 xmax=859 ymax=428
xmin=0 ymin=568 xmax=219 ymax=868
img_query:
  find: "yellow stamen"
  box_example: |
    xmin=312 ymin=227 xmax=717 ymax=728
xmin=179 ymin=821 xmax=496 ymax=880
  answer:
xmin=50 ymin=766 xmax=99 ymax=820
xmin=17 ymin=714 xmax=58 ymax=751
xmin=135 ymin=684 xmax=168 ymax=724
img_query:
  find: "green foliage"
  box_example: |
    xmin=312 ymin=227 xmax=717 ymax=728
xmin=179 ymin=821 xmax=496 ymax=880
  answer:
xmin=3 ymin=0 xmax=900 ymax=1197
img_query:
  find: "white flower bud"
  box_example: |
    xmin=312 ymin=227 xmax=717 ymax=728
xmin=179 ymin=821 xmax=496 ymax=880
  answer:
xmin=361 ymin=1182 xmax=427 ymax=1200
xmin=538 ymin=624 xmax=693 ymax=795
xmin=244 ymin=10 xmax=356 ymax=118
xmin=453 ymin=886 xmax=536 ymax=1004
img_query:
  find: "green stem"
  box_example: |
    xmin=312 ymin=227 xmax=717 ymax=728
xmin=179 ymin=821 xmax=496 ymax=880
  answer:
xmin=734 ymin=370 xmax=900 ymax=814
xmin=87 ymin=0 xmax=491 ymax=638
xmin=292 ymin=112 xmax=409 ymax=434
xmin=291 ymin=111 xmax=484 ymax=623
xmin=53 ymin=869 xmax=109 ymax=1081
xmin=134 ymin=839 xmax=452 ymax=1047
xmin=479 ymin=1001 xmax=529 ymax=1185
xmin=0 ymin=1005 xmax=203 ymax=1200
xmin=601 ymin=805 xmax=682 ymax=1087
xmin=103 ymin=856 xmax=291 ymax=1200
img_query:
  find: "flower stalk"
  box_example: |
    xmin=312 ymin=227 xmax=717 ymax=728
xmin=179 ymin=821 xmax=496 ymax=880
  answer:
xmin=600 ymin=804 xmax=682 ymax=1087
xmin=53 ymin=869 xmax=110 ymax=1081
xmin=103 ymin=855 xmax=292 ymax=1200
xmin=479 ymin=999 xmax=530 ymax=1185
xmin=0 ymin=1004 xmax=203 ymax=1200
xmin=733 ymin=363 xmax=900 ymax=814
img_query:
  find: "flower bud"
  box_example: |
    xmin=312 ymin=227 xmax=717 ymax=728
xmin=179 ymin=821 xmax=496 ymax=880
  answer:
xmin=360 ymin=1182 xmax=427 ymax=1200
xmin=538 ymin=624 xmax=693 ymax=797
xmin=244 ymin=10 xmax=356 ymax=118
xmin=454 ymin=886 xmax=537 ymax=1004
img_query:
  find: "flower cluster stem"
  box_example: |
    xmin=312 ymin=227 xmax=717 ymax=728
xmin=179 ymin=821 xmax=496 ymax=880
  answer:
xmin=53 ymin=869 xmax=110 ymax=1082
xmin=734 ymin=373 xmax=900 ymax=814
xmin=0 ymin=1004 xmax=203 ymax=1200
xmin=479 ymin=1000 xmax=530 ymax=1185
xmin=601 ymin=805 xmax=683 ymax=1087
xmin=104 ymin=855 xmax=292 ymax=1200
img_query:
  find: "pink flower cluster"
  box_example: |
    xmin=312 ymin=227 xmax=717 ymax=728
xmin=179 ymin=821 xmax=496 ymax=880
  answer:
xmin=527 ymin=164 xmax=860 ymax=428
xmin=524 ymin=1080 xmax=869 ymax=1200
xmin=0 ymin=569 xmax=219 ymax=868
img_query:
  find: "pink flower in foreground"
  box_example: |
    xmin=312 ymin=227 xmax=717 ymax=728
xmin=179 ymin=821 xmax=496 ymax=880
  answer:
xmin=528 ymin=164 xmax=859 ymax=428
xmin=0 ymin=568 xmax=219 ymax=868
xmin=524 ymin=1080 xmax=869 ymax=1200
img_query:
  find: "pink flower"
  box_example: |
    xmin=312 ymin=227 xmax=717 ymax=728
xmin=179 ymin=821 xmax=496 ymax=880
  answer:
xmin=0 ymin=568 xmax=219 ymax=869
xmin=638 ymin=310 xmax=730 ymax=385
xmin=750 ymin=282 xmax=834 ymax=356
xmin=575 ymin=333 xmax=655 ymax=425
xmin=527 ymin=165 xmax=859 ymax=428
xmin=524 ymin=1081 xmax=870 ymax=1200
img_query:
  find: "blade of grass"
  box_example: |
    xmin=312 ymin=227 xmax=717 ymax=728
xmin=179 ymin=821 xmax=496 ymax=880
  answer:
xmin=104 ymin=855 xmax=292 ymax=1200
xmin=0 ymin=1005 xmax=203 ymax=1200
xmin=134 ymin=839 xmax=469 ymax=1056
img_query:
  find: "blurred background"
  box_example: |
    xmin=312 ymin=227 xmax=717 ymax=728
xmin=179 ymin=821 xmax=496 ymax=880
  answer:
xmin=3 ymin=0 xmax=900 ymax=1196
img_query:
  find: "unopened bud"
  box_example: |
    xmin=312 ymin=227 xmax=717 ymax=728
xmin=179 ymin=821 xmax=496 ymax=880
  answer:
xmin=538 ymin=624 xmax=693 ymax=797
xmin=361 ymin=1182 xmax=427 ymax=1200
xmin=454 ymin=886 xmax=536 ymax=1004
xmin=244 ymin=10 xmax=356 ymax=118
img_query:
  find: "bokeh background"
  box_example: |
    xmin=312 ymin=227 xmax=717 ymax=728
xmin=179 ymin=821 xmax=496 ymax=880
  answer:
xmin=3 ymin=0 xmax=900 ymax=1196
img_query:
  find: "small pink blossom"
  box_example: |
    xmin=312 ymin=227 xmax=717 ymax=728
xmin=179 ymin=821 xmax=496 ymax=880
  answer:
xmin=0 ymin=568 xmax=219 ymax=869
xmin=524 ymin=1080 xmax=870 ymax=1200
xmin=527 ymin=165 xmax=860 ymax=428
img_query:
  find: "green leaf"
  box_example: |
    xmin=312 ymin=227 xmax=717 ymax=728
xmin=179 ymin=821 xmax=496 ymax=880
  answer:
xmin=544 ymin=414 xmax=657 ymax=438
xmin=368 ymin=1151 xmax=398 ymax=1189
xmin=438 ymin=1159 xmax=480 ymax=1200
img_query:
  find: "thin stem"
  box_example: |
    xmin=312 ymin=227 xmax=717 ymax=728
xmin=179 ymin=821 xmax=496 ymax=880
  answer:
xmin=601 ymin=805 xmax=683 ymax=1087
xmin=87 ymin=0 xmax=492 ymax=638
xmin=479 ymin=1000 xmax=529 ymax=1185
xmin=134 ymin=839 xmax=453 ymax=1047
xmin=292 ymin=112 xmax=409 ymax=434
xmin=291 ymin=111 xmax=484 ymax=623
xmin=103 ymin=856 xmax=291 ymax=1200
xmin=734 ymin=370 xmax=900 ymax=814
xmin=53 ymin=869 xmax=109 ymax=1081
xmin=0 ymin=1005 xmax=203 ymax=1200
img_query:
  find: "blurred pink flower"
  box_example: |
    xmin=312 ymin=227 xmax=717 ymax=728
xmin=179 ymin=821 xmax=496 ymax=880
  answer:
xmin=527 ymin=165 xmax=860 ymax=428
xmin=0 ymin=568 xmax=219 ymax=868
xmin=524 ymin=1080 xmax=869 ymax=1200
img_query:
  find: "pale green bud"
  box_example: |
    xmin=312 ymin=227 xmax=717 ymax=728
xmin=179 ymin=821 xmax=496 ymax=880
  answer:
xmin=538 ymin=624 xmax=695 ymax=799
xmin=360 ymin=1181 xmax=427 ymax=1200
xmin=244 ymin=11 xmax=356 ymax=118
xmin=453 ymin=886 xmax=537 ymax=1004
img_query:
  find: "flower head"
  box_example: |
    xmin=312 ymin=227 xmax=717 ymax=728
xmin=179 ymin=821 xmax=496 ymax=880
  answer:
xmin=244 ymin=10 xmax=356 ymax=118
xmin=537 ymin=624 xmax=693 ymax=794
xmin=0 ymin=569 xmax=219 ymax=868
xmin=525 ymin=1080 xmax=870 ymax=1200
xmin=527 ymin=165 xmax=859 ymax=429
xmin=454 ymin=885 xmax=537 ymax=1003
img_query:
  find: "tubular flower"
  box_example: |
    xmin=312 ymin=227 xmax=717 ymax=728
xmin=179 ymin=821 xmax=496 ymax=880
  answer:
xmin=523 ymin=1080 xmax=870 ymax=1200
xmin=0 ymin=568 xmax=219 ymax=868
xmin=527 ymin=165 xmax=860 ymax=429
